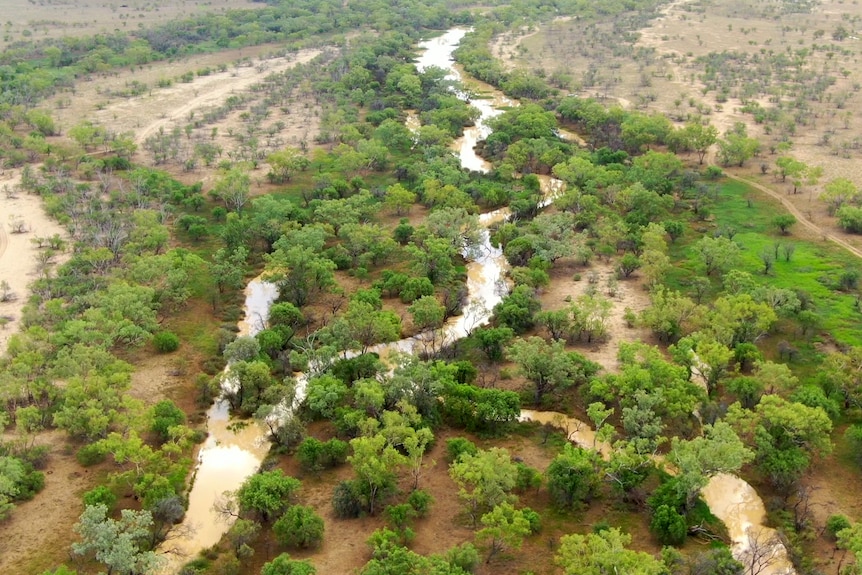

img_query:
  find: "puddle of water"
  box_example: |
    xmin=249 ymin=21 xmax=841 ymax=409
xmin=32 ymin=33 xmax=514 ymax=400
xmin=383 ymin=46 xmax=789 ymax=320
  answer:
xmin=522 ymin=407 xmax=794 ymax=574
xmin=158 ymin=274 xmax=277 ymax=571
xmin=236 ymin=276 xmax=279 ymax=337
xmin=701 ymin=473 xmax=795 ymax=575
xmin=519 ymin=409 xmax=612 ymax=457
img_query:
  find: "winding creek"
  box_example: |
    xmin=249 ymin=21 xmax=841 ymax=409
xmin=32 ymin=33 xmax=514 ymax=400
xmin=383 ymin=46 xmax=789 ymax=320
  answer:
xmin=163 ymin=28 xmax=793 ymax=575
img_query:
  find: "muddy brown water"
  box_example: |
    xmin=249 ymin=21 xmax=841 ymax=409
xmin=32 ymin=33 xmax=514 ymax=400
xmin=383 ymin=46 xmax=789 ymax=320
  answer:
xmin=162 ymin=27 xmax=793 ymax=575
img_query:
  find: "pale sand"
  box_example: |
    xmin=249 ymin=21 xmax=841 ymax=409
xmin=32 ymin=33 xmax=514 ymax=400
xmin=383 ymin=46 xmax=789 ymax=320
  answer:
xmin=0 ymin=171 xmax=68 ymax=357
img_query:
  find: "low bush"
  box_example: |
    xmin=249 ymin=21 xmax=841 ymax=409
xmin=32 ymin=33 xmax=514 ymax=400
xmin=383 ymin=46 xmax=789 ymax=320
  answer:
xmin=153 ymin=331 xmax=180 ymax=353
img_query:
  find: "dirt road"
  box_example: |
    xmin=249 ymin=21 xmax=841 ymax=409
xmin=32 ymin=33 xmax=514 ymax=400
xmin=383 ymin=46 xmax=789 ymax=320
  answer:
xmin=724 ymin=171 xmax=862 ymax=260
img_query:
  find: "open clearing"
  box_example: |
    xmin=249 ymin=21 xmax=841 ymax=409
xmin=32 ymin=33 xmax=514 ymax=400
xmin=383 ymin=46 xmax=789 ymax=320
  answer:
xmin=0 ymin=0 xmax=262 ymax=50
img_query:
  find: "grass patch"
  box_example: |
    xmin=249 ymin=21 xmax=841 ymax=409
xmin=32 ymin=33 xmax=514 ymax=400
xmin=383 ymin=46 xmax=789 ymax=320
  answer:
xmin=669 ymin=177 xmax=862 ymax=347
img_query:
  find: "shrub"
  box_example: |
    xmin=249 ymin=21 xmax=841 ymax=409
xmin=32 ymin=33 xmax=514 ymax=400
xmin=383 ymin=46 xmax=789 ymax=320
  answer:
xmin=514 ymin=463 xmax=542 ymax=493
xmin=76 ymin=443 xmax=107 ymax=467
xmin=297 ymin=438 xmax=324 ymax=472
xmin=407 ymin=489 xmax=434 ymax=518
xmin=446 ymin=542 xmax=480 ymax=573
xmin=521 ymin=506 xmax=542 ymax=534
xmin=704 ymin=165 xmax=723 ymax=180
xmin=297 ymin=437 xmax=349 ymax=472
xmin=261 ymin=554 xmax=316 ymax=575
xmin=838 ymin=205 xmax=862 ymax=233
xmin=153 ymin=331 xmax=180 ymax=353
xmin=273 ymin=505 xmax=325 ymax=549
xmin=150 ymin=399 xmax=186 ymax=441
xmin=838 ymin=269 xmax=860 ymax=291
xmin=650 ymin=504 xmax=688 ymax=546
xmin=82 ymin=486 xmax=117 ymax=511
xmin=321 ymin=439 xmax=349 ymax=467
xmin=826 ymin=514 xmax=852 ymax=540
xmin=333 ymin=480 xmax=363 ymax=518
xmin=385 ymin=503 xmax=416 ymax=530
xmin=845 ymin=425 xmax=862 ymax=467
xmin=400 ymin=277 xmax=434 ymax=303
xmin=393 ymin=221 xmax=414 ymax=244
xmin=446 ymin=437 xmax=478 ymax=463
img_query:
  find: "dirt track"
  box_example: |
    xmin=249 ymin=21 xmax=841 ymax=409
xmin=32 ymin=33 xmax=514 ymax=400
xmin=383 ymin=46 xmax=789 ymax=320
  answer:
xmin=724 ymin=171 xmax=862 ymax=261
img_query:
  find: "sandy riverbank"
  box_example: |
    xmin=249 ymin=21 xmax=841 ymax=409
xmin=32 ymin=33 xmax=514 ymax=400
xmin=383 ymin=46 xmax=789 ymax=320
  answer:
xmin=0 ymin=172 xmax=68 ymax=357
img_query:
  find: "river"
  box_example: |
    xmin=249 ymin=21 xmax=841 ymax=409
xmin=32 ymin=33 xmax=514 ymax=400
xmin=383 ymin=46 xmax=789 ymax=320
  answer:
xmin=163 ymin=27 xmax=793 ymax=575
xmin=157 ymin=279 xmax=277 ymax=573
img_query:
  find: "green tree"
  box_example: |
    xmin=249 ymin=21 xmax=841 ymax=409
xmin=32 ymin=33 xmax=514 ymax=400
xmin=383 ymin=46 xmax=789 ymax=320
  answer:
xmin=323 ymin=301 xmax=401 ymax=354
xmin=403 ymin=426 xmax=435 ymax=490
xmin=408 ymin=295 xmax=446 ymax=332
xmin=71 ymin=504 xmax=163 ymax=575
xmin=0 ymin=456 xmax=26 ymax=520
xmin=349 ymin=434 xmax=407 ymax=515
xmin=273 ymin=505 xmax=325 ymax=549
xmin=821 ymin=178 xmax=858 ymax=215
xmin=449 ymin=448 xmax=518 ymax=524
xmin=692 ymin=337 xmax=734 ymax=395
xmin=475 ymin=503 xmax=532 ymax=564
xmin=305 ymin=375 xmax=349 ymax=419
xmin=405 ymin=238 xmax=457 ymax=285
xmin=682 ymin=121 xmax=718 ymax=164
xmin=663 ymin=220 xmax=685 ymax=243
xmin=545 ymin=444 xmax=602 ymax=509
xmin=212 ymin=167 xmax=251 ymax=213
xmin=706 ymin=294 xmax=776 ymax=347
xmin=261 ymin=553 xmax=316 ymax=575
xmin=237 ymin=470 xmax=301 ymax=522
xmin=226 ymin=518 xmax=260 ymax=557
xmin=728 ymin=396 xmax=832 ymax=490
xmin=53 ymin=374 xmax=135 ymax=440
xmin=265 ymin=241 xmax=336 ymax=307
xmin=507 ymin=337 xmax=598 ymax=406
xmin=837 ymin=523 xmax=862 ymax=575
xmin=717 ymin=123 xmax=760 ymax=167
xmin=621 ymin=113 xmax=672 ymax=153
xmin=491 ymin=285 xmax=541 ymax=334
xmin=640 ymin=287 xmax=701 ymax=343
xmin=267 ymin=147 xmax=309 ymax=183
xmin=693 ymin=236 xmax=741 ymax=276
xmin=210 ymin=246 xmax=249 ymax=294
xmin=773 ymin=214 xmax=797 ymax=235
xmin=474 ymin=327 xmax=515 ymax=362
xmin=555 ymin=528 xmax=666 ymax=575
xmin=383 ymin=183 xmax=417 ymax=216
xmin=667 ymin=421 xmax=753 ymax=509
xmin=149 ymin=399 xmax=185 ymax=442
xmin=753 ymin=360 xmax=798 ymax=395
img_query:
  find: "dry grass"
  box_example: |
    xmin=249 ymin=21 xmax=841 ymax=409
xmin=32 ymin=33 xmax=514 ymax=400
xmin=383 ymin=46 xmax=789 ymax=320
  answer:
xmin=0 ymin=0 xmax=262 ymax=50
xmin=496 ymin=0 xmax=862 ymax=262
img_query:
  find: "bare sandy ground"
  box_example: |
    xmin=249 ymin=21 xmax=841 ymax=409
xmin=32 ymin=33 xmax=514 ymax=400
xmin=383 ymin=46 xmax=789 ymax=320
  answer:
xmin=0 ymin=173 xmax=67 ymax=357
xmin=0 ymin=430 xmax=89 ymax=574
xmin=539 ymin=261 xmax=653 ymax=374
xmin=48 ymin=47 xmax=323 ymax=146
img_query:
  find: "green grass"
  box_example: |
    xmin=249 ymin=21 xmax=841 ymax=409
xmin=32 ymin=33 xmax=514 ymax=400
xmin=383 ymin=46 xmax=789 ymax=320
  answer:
xmin=668 ymin=177 xmax=862 ymax=348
